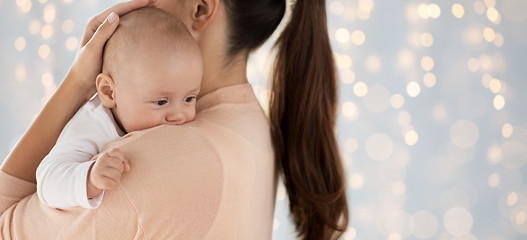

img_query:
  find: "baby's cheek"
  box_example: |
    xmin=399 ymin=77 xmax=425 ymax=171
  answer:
xmin=130 ymin=118 xmax=161 ymax=132
xmin=188 ymin=109 xmax=197 ymax=122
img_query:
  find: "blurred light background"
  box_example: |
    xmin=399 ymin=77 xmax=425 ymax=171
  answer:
xmin=1 ymin=0 xmax=527 ymax=239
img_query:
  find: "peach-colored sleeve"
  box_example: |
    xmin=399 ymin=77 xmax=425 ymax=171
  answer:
xmin=0 ymin=132 xmax=145 ymax=240
xmin=0 ymin=171 xmax=36 ymax=214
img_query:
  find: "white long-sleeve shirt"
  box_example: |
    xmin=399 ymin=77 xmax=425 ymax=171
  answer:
xmin=36 ymin=96 xmax=124 ymax=209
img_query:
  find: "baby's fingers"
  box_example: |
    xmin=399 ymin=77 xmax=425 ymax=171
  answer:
xmin=102 ymin=167 xmax=124 ymax=183
xmin=122 ymin=158 xmax=130 ymax=172
xmin=105 ymin=148 xmax=130 ymax=172
xmin=100 ymin=156 xmax=125 ymax=174
xmin=97 ymin=176 xmax=117 ymax=190
xmin=106 ymin=148 xmax=124 ymax=160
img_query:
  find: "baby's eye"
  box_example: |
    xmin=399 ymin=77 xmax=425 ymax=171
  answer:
xmin=154 ymin=100 xmax=168 ymax=106
xmin=184 ymin=96 xmax=196 ymax=103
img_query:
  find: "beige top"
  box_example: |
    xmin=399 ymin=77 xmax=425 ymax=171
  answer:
xmin=0 ymin=83 xmax=277 ymax=240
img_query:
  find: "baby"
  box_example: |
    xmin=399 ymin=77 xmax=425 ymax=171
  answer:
xmin=36 ymin=8 xmax=203 ymax=209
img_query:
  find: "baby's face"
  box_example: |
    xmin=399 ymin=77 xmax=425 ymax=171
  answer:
xmin=111 ymin=45 xmax=202 ymax=133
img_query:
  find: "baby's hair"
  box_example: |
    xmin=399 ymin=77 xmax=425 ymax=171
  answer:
xmin=102 ymin=7 xmax=199 ymax=79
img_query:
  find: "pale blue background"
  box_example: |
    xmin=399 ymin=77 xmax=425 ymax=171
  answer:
xmin=1 ymin=0 xmax=527 ymax=239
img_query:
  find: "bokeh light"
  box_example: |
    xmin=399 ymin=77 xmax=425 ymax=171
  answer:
xmin=452 ymin=3 xmax=465 ymax=18
xmin=502 ymin=123 xmax=513 ymax=138
xmin=340 ymin=69 xmax=356 ymax=84
xmin=16 ymin=0 xmax=32 ymax=13
xmin=482 ymin=73 xmax=493 ymax=88
xmin=390 ymin=94 xmax=404 ymax=109
xmin=474 ymin=1 xmax=486 ymax=15
xmin=489 ymin=78 xmax=502 ymax=93
xmin=467 ymin=57 xmax=479 ymax=72
xmin=351 ymin=30 xmax=366 ymax=46
xmin=420 ymin=32 xmax=433 ymax=47
xmin=38 ymin=44 xmax=51 ymax=59
xmin=417 ymin=4 xmax=441 ymax=19
xmin=365 ymin=133 xmax=394 ymax=161
xmin=483 ymin=27 xmax=496 ymax=42
xmin=398 ymin=49 xmax=415 ymax=70
xmin=487 ymin=7 xmax=500 ymax=23
xmin=423 ymin=72 xmax=436 ymax=88
xmin=14 ymin=64 xmax=26 ymax=82
xmin=404 ymin=130 xmax=418 ymax=146
xmin=494 ymin=33 xmax=505 ymax=47
xmin=14 ymin=37 xmax=26 ymax=51
xmin=336 ymin=28 xmax=350 ymax=44
xmin=421 ymin=56 xmax=434 ymax=71
xmin=450 ymin=120 xmax=479 ymax=148
xmin=433 ymin=104 xmax=447 ymax=120
xmin=489 ymin=173 xmax=500 ymax=188
xmin=344 ymin=138 xmax=359 ymax=153
xmin=412 ymin=210 xmax=439 ymax=239
xmin=66 ymin=37 xmax=78 ymax=51
xmin=342 ymin=227 xmax=357 ymax=240
xmin=443 ymin=207 xmax=474 ymax=236
xmin=61 ymin=19 xmax=74 ymax=33
xmin=398 ymin=111 xmax=412 ymax=126
xmin=365 ymin=55 xmax=381 ymax=72
xmin=342 ymin=101 xmax=358 ymax=120
xmin=487 ymin=144 xmax=503 ymax=164
xmin=41 ymin=24 xmax=54 ymax=39
xmin=353 ymin=81 xmax=368 ymax=97
xmin=363 ymin=85 xmax=390 ymax=113
xmin=493 ymin=95 xmax=505 ymax=110
xmin=43 ymin=4 xmax=56 ymax=23
xmin=406 ymin=81 xmax=421 ymax=97
xmin=329 ymin=1 xmax=344 ymax=16
xmin=29 ymin=19 xmax=41 ymax=35
xmin=507 ymin=192 xmax=518 ymax=206
xmin=337 ymin=54 xmax=353 ymax=69
xmin=349 ymin=174 xmax=365 ymax=190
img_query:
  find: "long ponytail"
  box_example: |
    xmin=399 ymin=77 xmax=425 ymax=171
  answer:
xmin=222 ymin=0 xmax=349 ymax=238
xmin=270 ymin=1 xmax=349 ymax=239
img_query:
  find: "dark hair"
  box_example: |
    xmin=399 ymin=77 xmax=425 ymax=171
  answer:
xmin=224 ymin=0 xmax=349 ymax=239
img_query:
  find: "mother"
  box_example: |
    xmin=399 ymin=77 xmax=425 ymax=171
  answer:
xmin=0 ymin=0 xmax=348 ymax=239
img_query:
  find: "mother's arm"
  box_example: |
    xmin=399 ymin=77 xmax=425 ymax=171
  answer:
xmin=0 ymin=0 xmax=157 ymax=210
xmin=1 ymin=0 xmax=157 ymax=183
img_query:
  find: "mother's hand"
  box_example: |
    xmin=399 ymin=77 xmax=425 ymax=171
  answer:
xmin=67 ymin=0 xmax=159 ymax=98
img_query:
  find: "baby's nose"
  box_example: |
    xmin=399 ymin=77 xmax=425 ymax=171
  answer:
xmin=165 ymin=112 xmax=185 ymax=125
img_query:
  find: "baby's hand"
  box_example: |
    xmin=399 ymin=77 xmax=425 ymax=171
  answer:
xmin=87 ymin=148 xmax=130 ymax=199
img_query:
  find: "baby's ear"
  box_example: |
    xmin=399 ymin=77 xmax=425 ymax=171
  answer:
xmin=96 ymin=73 xmax=117 ymax=108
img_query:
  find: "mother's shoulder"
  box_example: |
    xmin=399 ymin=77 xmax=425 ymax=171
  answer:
xmin=106 ymin=123 xmax=208 ymax=150
xmin=110 ymin=123 xmax=223 ymax=239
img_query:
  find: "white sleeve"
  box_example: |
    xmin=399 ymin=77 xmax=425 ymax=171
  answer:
xmin=36 ymin=98 xmax=122 ymax=209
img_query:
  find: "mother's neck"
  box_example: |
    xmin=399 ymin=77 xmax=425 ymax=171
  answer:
xmin=198 ymin=45 xmax=249 ymax=98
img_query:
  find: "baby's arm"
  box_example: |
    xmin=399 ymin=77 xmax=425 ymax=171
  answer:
xmin=36 ymin=98 xmax=122 ymax=209
xmin=87 ymin=148 xmax=130 ymax=198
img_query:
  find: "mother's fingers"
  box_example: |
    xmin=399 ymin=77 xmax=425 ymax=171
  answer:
xmin=81 ymin=0 xmax=158 ymax=47
xmin=83 ymin=12 xmax=119 ymax=54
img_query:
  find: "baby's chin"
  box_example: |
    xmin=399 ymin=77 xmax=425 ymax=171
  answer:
xmin=124 ymin=125 xmax=159 ymax=134
xmin=125 ymin=120 xmax=193 ymax=133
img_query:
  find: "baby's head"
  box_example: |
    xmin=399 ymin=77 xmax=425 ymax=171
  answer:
xmin=96 ymin=7 xmax=203 ymax=133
